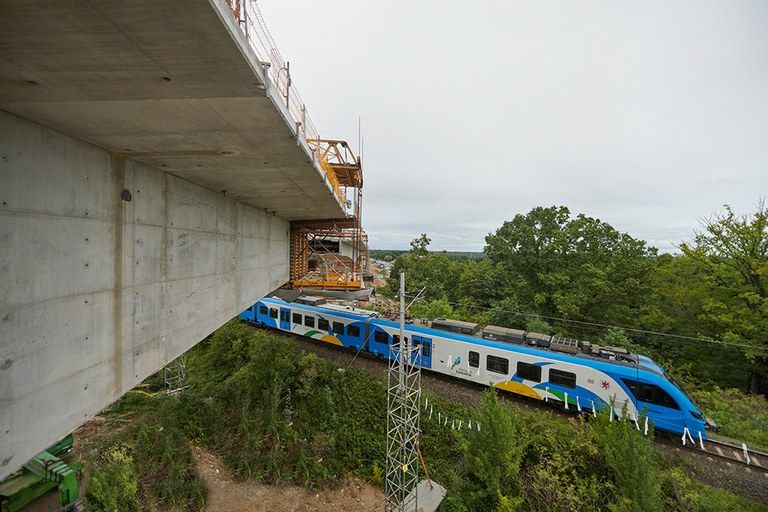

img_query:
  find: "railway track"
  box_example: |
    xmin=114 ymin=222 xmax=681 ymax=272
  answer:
xmin=251 ymin=324 xmax=768 ymax=497
xmin=670 ymin=436 xmax=768 ymax=475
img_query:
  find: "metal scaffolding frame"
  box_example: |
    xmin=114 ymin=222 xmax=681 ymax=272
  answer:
xmin=289 ymin=139 xmax=366 ymax=291
xmin=164 ymin=354 xmax=187 ymax=395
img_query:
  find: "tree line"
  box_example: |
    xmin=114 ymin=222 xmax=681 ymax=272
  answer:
xmin=382 ymin=203 xmax=768 ymax=395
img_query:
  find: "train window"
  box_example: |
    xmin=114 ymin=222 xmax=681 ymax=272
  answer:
xmin=259 ymin=305 xmax=268 ymax=315
xmin=412 ymin=338 xmax=420 ymax=347
xmin=549 ymin=368 xmax=576 ymax=388
xmin=486 ymin=355 xmax=509 ymax=375
xmin=422 ymin=343 xmax=431 ymax=357
xmin=333 ymin=322 xmax=344 ymax=334
xmin=269 ymin=308 xmax=278 ymax=319
xmin=374 ymin=330 xmax=389 ymax=343
xmin=468 ymin=351 xmax=480 ymax=368
xmin=304 ymin=316 xmax=315 ymax=328
xmin=621 ymin=379 xmax=680 ymax=410
xmin=318 ymin=318 xmax=329 ymax=331
xmin=347 ymin=325 xmax=360 ymax=337
xmin=392 ymin=335 xmax=400 ymax=345
xmin=292 ymin=313 xmax=302 ymax=324
xmin=517 ymin=362 xmax=541 ymax=382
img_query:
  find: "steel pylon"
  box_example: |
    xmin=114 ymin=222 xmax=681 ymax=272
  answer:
xmin=385 ymin=272 xmax=421 ymax=511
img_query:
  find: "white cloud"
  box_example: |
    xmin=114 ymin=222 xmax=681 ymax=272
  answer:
xmin=258 ymin=0 xmax=768 ymax=251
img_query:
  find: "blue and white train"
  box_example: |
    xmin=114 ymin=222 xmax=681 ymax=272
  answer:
xmin=240 ymin=296 xmax=714 ymax=439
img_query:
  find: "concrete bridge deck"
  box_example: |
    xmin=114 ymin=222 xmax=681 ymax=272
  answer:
xmin=0 ymin=0 xmax=346 ymax=479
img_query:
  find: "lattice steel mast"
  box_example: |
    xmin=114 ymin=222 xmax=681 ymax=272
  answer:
xmin=385 ymin=272 xmax=421 ymax=511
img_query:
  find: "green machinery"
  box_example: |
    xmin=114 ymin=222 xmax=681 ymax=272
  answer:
xmin=0 ymin=434 xmax=83 ymax=511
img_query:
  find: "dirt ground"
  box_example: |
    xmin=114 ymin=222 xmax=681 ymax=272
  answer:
xmin=191 ymin=445 xmax=385 ymax=512
xmin=17 ymin=416 xmax=385 ymax=512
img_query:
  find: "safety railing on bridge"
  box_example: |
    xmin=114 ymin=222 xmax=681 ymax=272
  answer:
xmin=227 ymin=0 xmax=345 ymax=207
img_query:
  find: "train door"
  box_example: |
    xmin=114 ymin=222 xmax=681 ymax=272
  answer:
xmin=411 ymin=335 xmax=432 ymax=369
xmin=279 ymin=307 xmax=291 ymax=331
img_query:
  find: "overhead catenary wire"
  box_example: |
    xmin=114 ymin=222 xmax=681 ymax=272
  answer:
xmin=399 ymin=292 xmax=768 ymax=356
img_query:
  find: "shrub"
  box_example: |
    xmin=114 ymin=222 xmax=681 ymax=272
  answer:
xmin=85 ymin=445 xmax=140 ymax=512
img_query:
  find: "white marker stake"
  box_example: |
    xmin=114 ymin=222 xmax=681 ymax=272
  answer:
xmin=682 ymin=428 xmax=689 ymax=445
xmin=444 ymin=416 xmax=448 ymax=427
xmin=564 ymin=392 xmax=569 ymax=410
xmin=458 ymin=421 xmax=462 ymax=431
xmin=425 ymin=397 xmax=428 ymax=409
xmin=438 ymin=412 xmax=441 ymax=422
xmin=698 ymin=431 xmax=704 ymax=450
xmin=477 ymin=422 xmax=481 ymax=432
xmin=545 ymin=387 xmax=549 ymax=403
xmin=591 ymin=400 xmax=597 ymax=417
xmin=468 ymin=419 xmax=472 ymax=429
xmin=429 ymin=406 xmax=433 ymax=420
xmin=743 ymin=444 xmax=751 ymax=465
xmin=644 ymin=416 xmax=649 ymax=436
xmin=576 ymin=396 xmax=582 ymax=413
xmin=634 ymin=417 xmax=640 ymax=431
xmin=609 ymin=405 xmax=613 ymax=422
xmin=451 ymin=420 xmax=455 ymax=430
xmin=687 ymin=429 xmax=695 ymax=445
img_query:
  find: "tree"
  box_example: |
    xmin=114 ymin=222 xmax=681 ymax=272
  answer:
xmin=484 ymin=206 xmax=656 ymax=337
xmin=385 ymin=234 xmax=463 ymax=302
xmin=678 ymin=202 xmax=768 ymax=394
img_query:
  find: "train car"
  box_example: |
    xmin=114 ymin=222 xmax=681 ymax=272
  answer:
xmin=240 ymin=297 xmax=711 ymax=439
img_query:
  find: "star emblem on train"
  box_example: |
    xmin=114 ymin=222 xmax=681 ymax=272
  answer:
xmin=601 ymin=380 xmax=610 ymax=389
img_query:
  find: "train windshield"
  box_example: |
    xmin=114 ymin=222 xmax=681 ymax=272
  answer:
xmin=666 ymin=372 xmax=695 ymax=403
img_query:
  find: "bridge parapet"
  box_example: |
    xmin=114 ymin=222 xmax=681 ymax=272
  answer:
xmin=227 ymin=0 xmax=350 ymax=209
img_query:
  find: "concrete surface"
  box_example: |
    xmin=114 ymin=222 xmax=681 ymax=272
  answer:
xmin=0 ymin=0 xmax=351 ymax=480
xmin=0 ymin=111 xmax=294 ymax=480
xmin=0 ymin=0 xmax=346 ymax=220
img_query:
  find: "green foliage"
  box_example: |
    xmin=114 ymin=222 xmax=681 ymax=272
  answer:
xmin=691 ymin=386 xmax=768 ymax=449
xmin=485 ymin=206 xmax=656 ymax=335
xmin=85 ymin=445 xmax=140 ymax=512
xmin=85 ymin=405 xmax=207 ymax=512
xmin=384 ymin=235 xmax=464 ymax=302
xmin=663 ymin=466 xmax=765 ymax=511
xmin=591 ymin=406 xmax=663 ymax=511
xmin=409 ymin=297 xmax=455 ymax=320
xmin=679 ymin=202 xmax=768 ymax=393
xmin=90 ymin=321 xmax=768 ymax=511
xmin=460 ymin=391 xmax=524 ymax=509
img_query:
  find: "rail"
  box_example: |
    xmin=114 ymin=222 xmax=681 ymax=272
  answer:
xmin=227 ymin=0 xmax=344 ymax=206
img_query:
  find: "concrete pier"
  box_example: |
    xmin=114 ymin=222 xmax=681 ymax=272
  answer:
xmin=0 ymin=0 xmax=345 ymax=479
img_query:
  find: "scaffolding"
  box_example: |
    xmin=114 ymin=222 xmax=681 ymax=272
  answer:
xmin=164 ymin=354 xmax=187 ymax=395
xmin=289 ymin=139 xmax=366 ymax=291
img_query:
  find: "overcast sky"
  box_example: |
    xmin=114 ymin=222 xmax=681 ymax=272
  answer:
xmin=256 ymin=0 xmax=768 ymax=252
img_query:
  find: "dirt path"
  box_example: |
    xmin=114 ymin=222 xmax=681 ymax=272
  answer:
xmin=190 ymin=445 xmax=385 ymax=512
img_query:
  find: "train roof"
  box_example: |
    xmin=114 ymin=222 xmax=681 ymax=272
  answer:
xmin=368 ymin=316 xmax=666 ymax=379
xmin=260 ymin=296 xmax=377 ymax=321
xmin=259 ymin=297 xmax=667 ymax=380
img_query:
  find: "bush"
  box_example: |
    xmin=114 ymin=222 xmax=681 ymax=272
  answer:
xmin=691 ymin=387 xmax=768 ymax=449
xmin=85 ymin=445 xmax=140 ymax=512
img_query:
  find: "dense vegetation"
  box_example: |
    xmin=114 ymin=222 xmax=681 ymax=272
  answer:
xmin=85 ymin=325 xmax=766 ymax=511
xmin=383 ymin=203 xmax=768 ymax=398
xmin=84 ymin=202 xmax=768 ymax=510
